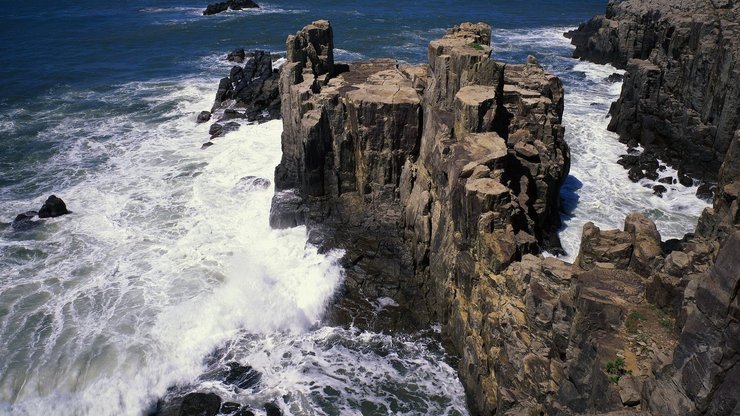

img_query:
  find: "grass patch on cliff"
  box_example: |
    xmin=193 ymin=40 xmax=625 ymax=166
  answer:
xmin=625 ymin=310 xmax=645 ymax=333
xmin=468 ymin=42 xmax=484 ymax=50
xmin=606 ymin=357 xmax=631 ymax=384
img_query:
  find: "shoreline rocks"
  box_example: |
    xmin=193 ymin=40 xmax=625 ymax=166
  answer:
xmin=566 ymin=0 xmax=739 ymax=183
xmin=203 ymin=0 xmax=258 ymax=16
xmin=211 ymin=50 xmax=280 ymax=122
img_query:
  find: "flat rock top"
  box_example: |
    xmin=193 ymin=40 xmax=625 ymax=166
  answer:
xmin=305 ymin=19 xmax=331 ymax=30
xmin=341 ymin=67 xmax=421 ymax=105
xmin=455 ymin=85 xmax=497 ymax=105
xmin=465 ymin=177 xmax=509 ymax=197
xmin=429 ymin=36 xmax=492 ymax=57
xmin=461 ymin=132 xmax=507 ymax=160
xmin=578 ymin=269 xmax=645 ymax=305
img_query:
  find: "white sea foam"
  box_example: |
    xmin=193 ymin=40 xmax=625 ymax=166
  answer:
xmin=200 ymin=327 xmax=468 ymax=415
xmin=0 ymin=77 xmax=346 ymax=415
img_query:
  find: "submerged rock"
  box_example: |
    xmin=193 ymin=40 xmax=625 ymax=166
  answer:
xmin=38 ymin=195 xmax=69 ymax=218
xmin=222 ymin=362 xmax=261 ymax=390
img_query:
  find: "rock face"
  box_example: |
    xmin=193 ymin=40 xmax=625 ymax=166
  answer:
xmin=203 ymin=0 xmax=258 ymax=16
xmin=38 ymin=195 xmax=69 ymax=218
xmin=567 ymin=0 xmax=740 ymax=182
xmin=211 ymin=50 xmax=280 ymax=122
xmin=271 ymin=20 xmax=576 ymax=413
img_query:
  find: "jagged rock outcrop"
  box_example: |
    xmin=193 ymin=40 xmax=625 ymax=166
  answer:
xmin=211 ymin=50 xmax=280 ymax=122
xmin=566 ymin=0 xmax=740 ymax=182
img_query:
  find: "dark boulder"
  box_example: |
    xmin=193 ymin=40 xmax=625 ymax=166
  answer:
xmin=652 ymin=184 xmax=667 ymax=197
xmin=208 ymin=123 xmax=223 ymax=136
xmin=695 ymin=183 xmax=716 ymax=202
xmin=618 ymin=152 xmax=659 ymax=182
xmin=222 ymin=362 xmax=261 ymax=390
xmin=227 ymin=48 xmax=246 ymax=63
xmin=179 ymin=393 xmax=221 ymax=416
xmin=203 ymin=0 xmax=258 ymax=16
xmin=38 ymin=195 xmax=69 ymax=218
xmin=264 ymin=402 xmax=282 ymax=416
xmin=209 ymin=122 xmax=239 ymax=138
xmin=658 ymin=176 xmax=675 ymax=185
xmin=606 ymin=73 xmax=624 ymax=83
xmin=197 ymin=111 xmax=211 ymax=123
xmin=210 ymin=50 xmax=281 ymax=122
xmin=203 ymin=3 xmax=228 ymax=15
xmin=219 ymin=109 xmax=245 ymax=121
xmin=201 ymin=142 xmax=214 ymax=149
xmin=226 ymin=0 xmax=258 ymax=10
xmin=677 ymin=170 xmax=693 ymax=187
xmin=11 ymin=211 xmax=39 ymax=230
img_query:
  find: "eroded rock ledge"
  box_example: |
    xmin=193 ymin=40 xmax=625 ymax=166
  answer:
xmin=566 ymin=0 xmax=739 ymax=183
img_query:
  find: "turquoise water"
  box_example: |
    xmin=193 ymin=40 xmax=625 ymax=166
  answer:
xmin=0 ymin=2 xmax=708 ymax=415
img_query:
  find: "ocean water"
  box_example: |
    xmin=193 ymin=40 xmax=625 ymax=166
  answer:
xmin=0 ymin=1 xmax=709 ymax=415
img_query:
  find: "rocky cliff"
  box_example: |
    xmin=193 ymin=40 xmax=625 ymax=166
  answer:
xmin=566 ymin=0 xmax=739 ymax=183
xmin=269 ymin=19 xmax=739 ymax=416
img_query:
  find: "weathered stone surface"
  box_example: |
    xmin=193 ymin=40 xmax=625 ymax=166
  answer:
xmin=567 ymin=0 xmax=740 ymax=182
xmin=575 ymin=222 xmax=633 ymax=271
xmin=624 ymin=212 xmax=662 ymax=276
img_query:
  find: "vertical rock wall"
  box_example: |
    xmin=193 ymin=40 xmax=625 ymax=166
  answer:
xmin=567 ymin=0 xmax=739 ymax=181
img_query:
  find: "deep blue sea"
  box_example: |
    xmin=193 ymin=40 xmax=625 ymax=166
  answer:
xmin=0 ymin=2 xmax=709 ymax=415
